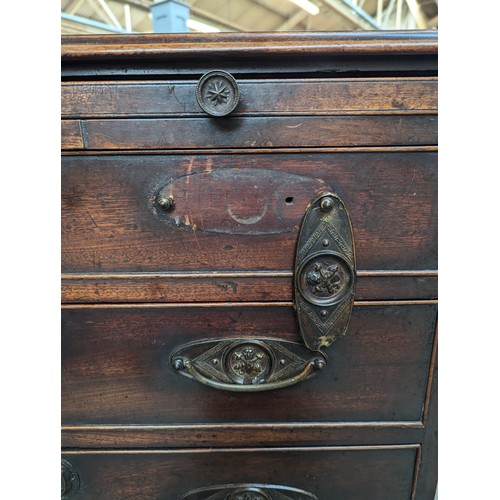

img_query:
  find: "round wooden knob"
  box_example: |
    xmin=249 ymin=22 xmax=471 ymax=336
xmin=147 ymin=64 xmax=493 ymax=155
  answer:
xmin=196 ymin=70 xmax=240 ymax=117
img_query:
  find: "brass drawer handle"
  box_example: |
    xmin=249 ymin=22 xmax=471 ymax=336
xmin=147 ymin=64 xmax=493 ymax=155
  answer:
xmin=171 ymin=338 xmax=326 ymax=392
xmin=295 ymin=191 xmax=356 ymax=351
xmin=196 ymin=70 xmax=240 ymax=117
xmin=61 ymin=459 xmax=80 ymax=498
xmin=170 ymin=190 xmax=355 ymax=392
xmin=180 ymin=483 xmax=318 ymax=499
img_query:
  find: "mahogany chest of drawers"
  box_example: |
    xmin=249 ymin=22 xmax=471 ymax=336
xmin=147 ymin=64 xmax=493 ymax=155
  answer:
xmin=61 ymin=31 xmax=438 ymax=499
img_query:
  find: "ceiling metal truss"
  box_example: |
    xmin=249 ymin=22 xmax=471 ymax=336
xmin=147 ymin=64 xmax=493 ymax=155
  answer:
xmin=61 ymin=0 xmax=438 ymax=35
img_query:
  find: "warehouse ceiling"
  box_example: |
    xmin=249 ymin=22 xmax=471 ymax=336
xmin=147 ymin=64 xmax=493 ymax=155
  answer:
xmin=61 ymin=0 xmax=438 ymax=35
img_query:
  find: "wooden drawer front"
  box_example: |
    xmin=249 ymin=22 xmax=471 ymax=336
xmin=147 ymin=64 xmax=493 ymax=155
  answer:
xmin=62 ymin=303 xmax=436 ymax=425
xmin=61 ymin=77 xmax=436 ymax=150
xmin=61 ymin=152 xmax=437 ymax=274
xmin=62 ymin=446 xmax=418 ymax=499
xmin=62 ymin=114 xmax=436 ymax=150
xmin=61 ymin=78 xmax=437 ymax=118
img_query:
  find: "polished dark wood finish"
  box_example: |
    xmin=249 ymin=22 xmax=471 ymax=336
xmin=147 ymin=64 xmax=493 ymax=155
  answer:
xmin=62 ymin=446 xmax=418 ymax=499
xmin=62 ymin=303 xmax=436 ymax=425
xmin=61 ymin=31 xmax=438 ymax=499
xmin=62 ymin=152 xmax=437 ymax=273
xmin=62 ymin=422 xmax=425 ymax=449
xmin=61 ymin=32 xmax=438 ymax=59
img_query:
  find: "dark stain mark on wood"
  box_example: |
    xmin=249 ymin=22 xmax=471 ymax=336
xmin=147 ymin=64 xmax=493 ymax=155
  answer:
xmin=154 ymin=167 xmax=326 ymax=236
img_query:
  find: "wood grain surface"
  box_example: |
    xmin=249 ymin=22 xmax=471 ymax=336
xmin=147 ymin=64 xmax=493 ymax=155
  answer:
xmin=61 ymin=114 xmax=437 ymax=150
xmin=62 ymin=446 xmax=418 ymax=499
xmin=62 ymin=422 xmax=424 ymax=449
xmin=61 ymin=272 xmax=437 ymax=303
xmin=61 ymin=120 xmax=84 ymax=149
xmin=61 ymin=32 xmax=437 ymax=79
xmin=61 ymin=152 xmax=437 ymax=273
xmin=61 ymin=30 xmax=438 ymax=59
xmin=61 ymin=31 xmax=438 ymax=500
xmin=62 ymin=78 xmax=437 ymax=118
xmin=62 ymin=303 xmax=437 ymax=425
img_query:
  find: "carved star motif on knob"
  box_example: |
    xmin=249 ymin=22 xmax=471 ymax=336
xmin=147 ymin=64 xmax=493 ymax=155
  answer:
xmin=206 ymin=80 xmax=230 ymax=105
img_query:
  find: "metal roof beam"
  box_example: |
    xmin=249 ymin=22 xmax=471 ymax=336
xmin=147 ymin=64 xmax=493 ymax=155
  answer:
xmin=382 ymin=0 xmax=396 ymax=26
xmin=396 ymin=0 xmax=403 ymax=28
xmin=277 ymin=9 xmax=309 ymax=30
xmin=376 ymin=0 xmax=383 ymax=24
xmin=405 ymin=0 xmax=428 ymax=28
xmin=67 ymin=0 xmax=88 ymax=15
xmin=96 ymin=0 xmax=123 ymax=29
xmin=101 ymin=0 xmax=247 ymax=32
xmin=321 ymin=0 xmax=381 ymax=29
xmin=124 ymin=3 xmax=132 ymax=31
xmin=251 ymin=0 xmax=295 ymax=19
xmin=189 ymin=6 xmax=247 ymax=32
xmin=61 ymin=12 xmax=130 ymax=33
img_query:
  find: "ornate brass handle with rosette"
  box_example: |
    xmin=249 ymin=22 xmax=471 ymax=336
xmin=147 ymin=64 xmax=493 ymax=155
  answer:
xmin=170 ymin=191 xmax=355 ymax=392
xmin=171 ymin=338 xmax=327 ymax=392
xmin=294 ymin=191 xmax=356 ymax=351
xmin=179 ymin=483 xmax=318 ymax=499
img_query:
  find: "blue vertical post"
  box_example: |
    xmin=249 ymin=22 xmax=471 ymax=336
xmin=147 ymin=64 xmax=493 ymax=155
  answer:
xmin=150 ymin=0 xmax=190 ymax=33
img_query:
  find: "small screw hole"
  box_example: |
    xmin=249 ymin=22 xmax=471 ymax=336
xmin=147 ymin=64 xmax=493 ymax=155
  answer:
xmin=285 ymin=197 xmax=294 ymax=205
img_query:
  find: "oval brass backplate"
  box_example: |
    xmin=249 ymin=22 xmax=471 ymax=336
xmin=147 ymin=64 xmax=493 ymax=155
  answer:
xmin=294 ymin=191 xmax=356 ymax=351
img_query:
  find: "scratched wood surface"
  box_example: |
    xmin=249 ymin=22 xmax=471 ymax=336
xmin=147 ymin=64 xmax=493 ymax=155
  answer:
xmin=61 ymin=120 xmax=84 ymax=149
xmin=62 ymin=446 xmax=417 ymax=499
xmin=61 ymin=273 xmax=437 ymax=303
xmin=62 ymin=303 xmax=437 ymax=425
xmin=62 ymin=114 xmax=437 ymax=150
xmin=61 ymin=78 xmax=437 ymax=118
xmin=61 ymin=152 xmax=437 ymax=273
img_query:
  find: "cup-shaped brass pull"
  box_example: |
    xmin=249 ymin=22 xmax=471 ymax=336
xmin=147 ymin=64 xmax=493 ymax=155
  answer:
xmin=171 ymin=338 xmax=326 ymax=392
xmin=180 ymin=483 xmax=318 ymax=499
